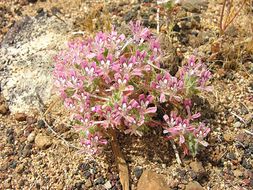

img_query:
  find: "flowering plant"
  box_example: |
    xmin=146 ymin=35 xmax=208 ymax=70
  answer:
xmin=53 ymin=21 xmax=212 ymax=156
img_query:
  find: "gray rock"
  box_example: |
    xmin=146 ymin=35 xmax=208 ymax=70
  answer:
xmin=0 ymin=15 xmax=71 ymax=113
xmin=134 ymin=166 xmax=143 ymax=179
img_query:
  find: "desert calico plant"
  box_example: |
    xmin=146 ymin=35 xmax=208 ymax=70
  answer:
xmin=53 ymin=21 xmax=212 ymax=156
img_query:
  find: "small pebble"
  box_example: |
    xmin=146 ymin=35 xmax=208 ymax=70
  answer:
xmin=85 ymin=179 xmax=93 ymax=188
xmin=37 ymin=120 xmax=45 ymax=128
xmin=94 ymin=176 xmax=105 ymax=185
xmin=27 ymin=132 xmax=36 ymax=142
xmin=26 ymin=116 xmax=37 ymax=125
xmin=103 ymin=181 xmax=112 ymax=189
xmin=14 ymin=113 xmax=27 ymax=121
xmin=84 ymin=171 xmax=91 ymax=179
xmin=134 ymin=166 xmax=143 ymax=179
xmin=233 ymin=121 xmax=241 ymax=128
xmin=0 ymin=104 xmax=9 ymax=115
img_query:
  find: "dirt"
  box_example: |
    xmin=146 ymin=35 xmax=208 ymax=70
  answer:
xmin=0 ymin=0 xmax=253 ymax=190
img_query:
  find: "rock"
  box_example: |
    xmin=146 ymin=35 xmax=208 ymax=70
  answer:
xmin=227 ymin=116 xmax=234 ymax=124
xmin=103 ymin=181 xmax=112 ymax=189
xmin=85 ymin=179 xmax=93 ymax=188
xmin=0 ymin=14 xmax=70 ymax=113
xmin=37 ymin=120 xmax=45 ymax=128
xmin=245 ymin=114 xmax=252 ymax=125
xmin=241 ymin=158 xmax=252 ymax=169
xmin=137 ymin=170 xmax=170 ymax=190
xmin=84 ymin=171 xmax=91 ymax=179
xmin=185 ymin=181 xmax=204 ymax=190
xmin=0 ymin=104 xmax=9 ymax=115
xmin=190 ymin=161 xmax=206 ymax=180
xmin=9 ymin=161 xmax=17 ymax=169
xmin=27 ymin=132 xmax=36 ymax=142
xmin=14 ymin=113 xmax=27 ymax=121
xmin=16 ymin=163 xmax=25 ymax=174
xmin=78 ymin=163 xmax=90 ymax=171
xmin=54 ymin=123 xmax=70 ymax=133
xmin=226 ymin=152 xmax=236 ymax=160
xmin=233 ymin=121 xmax=241 ymax=128
xmin=190 ymin=161 xmax=205 ymax=174
xmin=223 ymin=132 xmax=235 ymax=142
xmin=134 ymin=166 xmax=143 ymax=179
xmin=6 ymin=135 xmax=15 ymax=144
xmin=26 ymin=116 xmax=37 ymax=125
xmin=233 ymin=169 xmax=243 ymax=178
xmin=94 ymin=176 xmax=105 ymax=185
xmin=35 ymin=134 xmax=52 ymax=149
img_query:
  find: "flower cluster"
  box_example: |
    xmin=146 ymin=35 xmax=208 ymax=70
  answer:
xmin=53 ymin=21 xmax=159 ymax=154
xmin=53 ymin=21 xmax=212 ymax=156
xmin=163 ymin=107 xmax=210 ymax=156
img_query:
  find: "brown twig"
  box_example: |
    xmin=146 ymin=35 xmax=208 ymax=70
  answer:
xmin=107 ymin=128 xmax=130 ymax=190
xmin=219 ymin=0 xmax=227 ymax=35
xmin=220 ymin=0 xmax=247 ymax=35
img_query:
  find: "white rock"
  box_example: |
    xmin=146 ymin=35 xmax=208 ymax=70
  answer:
xmin=27 ymin=132 xmax=36 ymax=142
xmin=0 ymin=15 xmax=71 ymax=113
xmin=103 ymin=181 xmax=112 ymax=189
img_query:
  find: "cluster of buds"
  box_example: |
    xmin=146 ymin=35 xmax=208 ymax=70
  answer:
xmin=53 ymin=21 xmax=212 ymax=156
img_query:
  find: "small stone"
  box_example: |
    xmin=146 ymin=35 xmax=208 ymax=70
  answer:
xmin=223 ymin=132 xmax=235 ymax=142
xmin=78 ymin=163 xmax=90 ymax=171
xmin=233 ymin=121 xmax=241 ymax=128
xmin=94 ymin=176 xmax=105 ymax=185
xmin=35 ymin=134 xmax=52 ymax=149
xmin=137 ymin=170 xmax=170 ymax=190
xmin=242 ymin=158 xmax=252 ymax=169
xmin=103 ymin=181 xmax=112 ymax=189
xmin=19 ymin=179 xmax=25 ymax=187
xmin=0 ymin=104 xmax=9 ymax=115
xmin=134 ymin=166 xmax=143 ymax=179
xmin=84 ymin=171 xmax=91 ymax=179
xmin=85 ymin=179 xmax=93 ymax=188
xmin=227 ymin=116 xmax=234 ymax=124
xmin=9 ymin=160 xmax=17 ymax=169
xmin=233 ymin=169 xmax=243 ymax=178
xmin=37 ymin=120 xmax=45 ymax=128
xmin=7 ymin=135 xmax=15 ymax=144
xmin=190 ymin=161 xmax=206 ymax=180
xmin=22 ymin=148 xmax=31 ymax=157
xmin=226 ymin=152 xmax=236 ymax=160
xmin=14 ymin=113 xmax=27 ymax=121
xmin=185 ymin=181 xmax=204 ymax=190
xmin=245 ymin=114 xmax=252 ymax=125
xmin=16 ymin=164 xmax=25 ymax=174
xmin=54 ymin=124 xmax=70 ymax=133
xmin=27 ymin=132 xmax=36 ymax=142
xmin=22 ymin=143 xmax=32 ymax=157
xmin=4 ymin=181 xmax=11 ymax=189
xmin=190 ymin=161 xmax=205 ymax=174
xmin=26 ymin=116 xmax=37 ymax=125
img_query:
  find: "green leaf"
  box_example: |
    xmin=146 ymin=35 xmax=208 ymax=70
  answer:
xmin=103 ymin=48 xmax=109 ymax=57
xmin=65 ymin=88 xmax=75 ymax=97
